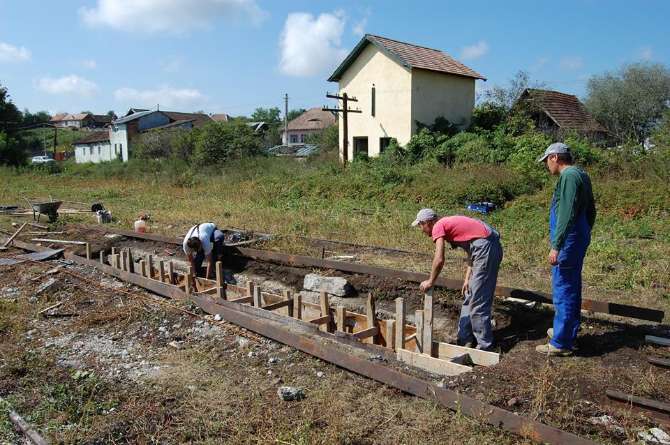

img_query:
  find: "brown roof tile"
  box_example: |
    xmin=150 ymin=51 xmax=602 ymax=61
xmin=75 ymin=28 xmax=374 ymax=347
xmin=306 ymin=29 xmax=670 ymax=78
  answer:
xmin=163 ymin=111 xmax=212 ymax=128
xmin=520 ymin=89 xmax=606 ymax=132
xmin=73 ymin=131 xmax=110 ymax=145
xmin=329 ymin=34 xmax=485 ymax=82
xmin=285 ymin=108 xmax=336 ymax=132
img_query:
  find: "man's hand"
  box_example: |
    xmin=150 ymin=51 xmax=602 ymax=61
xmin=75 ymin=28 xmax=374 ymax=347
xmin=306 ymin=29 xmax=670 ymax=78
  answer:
xmin=419 ymin=280 xmax=433 ymax=292
xmin=548 ymin=249 xmax=559 ymax=265
xmin=461 ymin=280 xmax=469 ymax=296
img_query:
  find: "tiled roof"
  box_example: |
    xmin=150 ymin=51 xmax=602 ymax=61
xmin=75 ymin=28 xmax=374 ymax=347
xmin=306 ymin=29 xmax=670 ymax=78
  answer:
xmin=162 ymin=111 xmax=212 ymax=128
xmin=50 ymin=113 xmax=68 ymax=122
xmin=210 ymin=113 xmax=231 ymax=122
xmin=285 ymin=108 xmax=336 ymax=132
xmin=329 ymin=34 xmax=485 ymax=82
xmin=520 ymin=89 xmax=606 ymax=132
xmin=73 ymin=131 xmax=110 ymax=145
xmin=113 ymin=110 xmax=159 ymax=124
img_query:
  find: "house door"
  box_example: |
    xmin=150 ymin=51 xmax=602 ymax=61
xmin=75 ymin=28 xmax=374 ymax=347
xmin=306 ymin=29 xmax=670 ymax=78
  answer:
xmin=353 ymin=137 xmax=368 ymax=158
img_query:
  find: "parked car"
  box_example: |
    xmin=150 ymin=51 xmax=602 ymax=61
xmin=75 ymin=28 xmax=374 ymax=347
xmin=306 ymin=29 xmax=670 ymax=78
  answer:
xmin=31 ymin=155 xmax=55 ymax=164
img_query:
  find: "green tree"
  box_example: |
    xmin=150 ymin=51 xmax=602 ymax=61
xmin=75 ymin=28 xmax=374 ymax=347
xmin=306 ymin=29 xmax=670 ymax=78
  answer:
xmin=251 ymin=107 xmax=281 ymax=124
xmin=0 ymin=83 xmax=22 ymax=132
xmin=106 ymin=110 xmax=117 ymax=119
xmin=482 ymin=70 xmax=545 ymax=110
xmin=287 ymin=108 xmax=306 ymax=121
xmin=0 ymin=83 xmax=26 ymax=165
xmin=193 ymin=121 xmax=262 ymax=166
xmin=585 ymin=62 xmax=670 ymax=143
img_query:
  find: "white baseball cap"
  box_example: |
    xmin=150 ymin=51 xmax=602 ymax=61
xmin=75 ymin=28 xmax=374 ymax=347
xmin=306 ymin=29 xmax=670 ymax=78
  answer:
xmin=537 ymin=142 xmax=571 ymax=163
xmin=411 ymin=208 xmax=438 ymax=226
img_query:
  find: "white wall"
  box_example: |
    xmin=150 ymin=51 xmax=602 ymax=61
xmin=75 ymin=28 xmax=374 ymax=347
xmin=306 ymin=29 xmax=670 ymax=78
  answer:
xmin=337 ymin=44 xmax=413 ymax=159
xmin=411 ymin=70 xmax=475 ymax=131
xmin=110 ymin=124 xmax=129 ymax=162
xmin=74 ymin=141 xmax=117 ymax=164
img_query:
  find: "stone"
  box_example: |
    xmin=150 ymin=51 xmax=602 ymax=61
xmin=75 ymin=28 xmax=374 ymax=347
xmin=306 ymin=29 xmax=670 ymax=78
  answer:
xmin=277 ymin=386 xmax=305 ymax=401
xmin=236 ymin=336 xmax=250 ymax=348
xmin=316 ymin=371 xmax=324 ymax=378
xmin=303 ymin=274 xmax=353 ymax=297
xmin=639 ymin=428 xmax=670 ymax=445
xmin=268 ymin=357 xmax=279 ymax=364
xmin=507 ymin=397 xmax=519 ymax=407
xmin=33 ymin=278 xmax=61 ymax=298
xmin=168 ymin=341 xmax=183 ymax=349
xmin=214 ymin=314 xmax=222 ymax=321
xmin=588 ymin=415 xmax=624 ymax=435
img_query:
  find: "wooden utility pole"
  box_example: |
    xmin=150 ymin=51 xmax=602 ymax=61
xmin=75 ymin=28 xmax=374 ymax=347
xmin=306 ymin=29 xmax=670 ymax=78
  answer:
xmin=284 ymin=93 xmax=289 ymax=145
xmin=323 ymin=92 xmax=361 ymax=165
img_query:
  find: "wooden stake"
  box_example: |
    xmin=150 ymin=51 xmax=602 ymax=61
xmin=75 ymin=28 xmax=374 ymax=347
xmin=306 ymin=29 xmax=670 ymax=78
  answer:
xmin=111 ymin=247 xmax=117 ymax=257
xmin=146 ymin=254 xmax=153 ymax=279
xmin=99 ymin=251 xmax=105 ymax=264
xmin=293 ymin=292 xmax=302 ymax=320
xmin=246 ymin=281 xmax=254 ymax=301
xmin=85 ymin=242 xmax=91 ymax=260
xmin=128 ymin=249 xmax=134 ymax=273
xmin=320 ymin=291 xmax=332 ymax=333
xmin=168 ymin=261 xmax=175 ymax=284
xmin=253 ymin=285 xmax=262 ymax=307
xmin=215 ymin=261 xmax=226 ymax=300
xmin=139 ymin=260 xmax=146 ymax=277
xmin=365 ymin=293 xmax=376 ymax=344
xmin=0 ymin=222 xmax=27 ymax=250
xmin=336 ymin=305 xmax=346 ymax=332
xmin=283 ymin=290 xmax=293 ymax=317
xmin=115 ymin=254 xmax=121 ymax=269
xmin=415 ymin=310 xmax=424 ymax=353
xmin=385 ymin=320 xmax=396 ymax=351
xmin=423 ymin=291 xmax=433 ymax=356
xmin=395 ymin=297 xmax=405 ymax=351
xmin=185 ymin=266 xmax=193 ymax=295
xmin=158 ymin=260 xmax=166 ymax=283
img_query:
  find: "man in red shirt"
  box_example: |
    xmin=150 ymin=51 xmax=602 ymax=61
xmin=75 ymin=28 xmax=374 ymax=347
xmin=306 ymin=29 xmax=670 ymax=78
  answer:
xmin=413 ymin=209 xmax=503 ymax=350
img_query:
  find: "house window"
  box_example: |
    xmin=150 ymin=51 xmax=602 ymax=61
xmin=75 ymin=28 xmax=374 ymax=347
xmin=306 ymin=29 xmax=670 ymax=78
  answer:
xmin=300 ymin=134 xmax=305 ymax=143
xmin=371 ymin=84 xmax=376 ymax=117
xmin=98 ymin=146 xmax=101 ymax=156
xmin=353 ymin=137 xmax=368 ymax=159
xmin=290 ymin=134 xmax=299 ymax=144
xmin=89 ymin=147 xmax=93 ymax=155
xmin=380 ymin=137 xmax=392 ymax=152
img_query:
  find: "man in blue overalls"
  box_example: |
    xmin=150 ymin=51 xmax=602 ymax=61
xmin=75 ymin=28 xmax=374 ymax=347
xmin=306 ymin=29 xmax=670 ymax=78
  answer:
xmin=536 ymin=143 xmax=596 ymax=356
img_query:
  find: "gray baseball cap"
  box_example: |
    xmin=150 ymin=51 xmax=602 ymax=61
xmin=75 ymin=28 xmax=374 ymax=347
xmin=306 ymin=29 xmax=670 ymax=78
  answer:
xmin=537 ymin=142 xmax=571 ymax=163
xmin=411 ymin=208 xmax=438 ymax=226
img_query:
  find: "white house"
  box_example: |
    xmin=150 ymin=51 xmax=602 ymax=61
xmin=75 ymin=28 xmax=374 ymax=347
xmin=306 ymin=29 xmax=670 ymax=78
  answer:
xmin=327 ymin=34 xmax=486 ymax=160
xmin=73 ymin=131 xmax=119 ymax=164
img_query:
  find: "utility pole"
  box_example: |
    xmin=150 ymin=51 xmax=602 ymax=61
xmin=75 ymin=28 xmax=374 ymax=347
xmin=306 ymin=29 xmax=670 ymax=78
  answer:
xmin=284 ymin=93 xmax=289 ymax=145
xmin=323 ymin=92 xmax=361 ymax=165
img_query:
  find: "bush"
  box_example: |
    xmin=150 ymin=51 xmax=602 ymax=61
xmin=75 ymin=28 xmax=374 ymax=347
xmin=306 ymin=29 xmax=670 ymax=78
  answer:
xmin=505 ymin=131 xmax=552 ymax=183
xmin=192 ymin=121 xmax=262 ymax=166
xmin=470 ymin=103 xmax=507 ymax=131
xmin=445 ymin=132 xmax=492 ymax=164
xmin=0 ymin=131 xmax=26 ymax=166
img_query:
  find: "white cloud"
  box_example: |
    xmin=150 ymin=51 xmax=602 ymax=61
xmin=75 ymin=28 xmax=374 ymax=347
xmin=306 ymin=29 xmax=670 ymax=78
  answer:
xmin=279 ymin=11 xmax=348 ymax=77
xmin=460 ymin=41 xmax=489 ymax=60
xmin=81 ymin=59 xmax=97 ymax=69
xmin=79 ymin=0 xmax=266 ymax=33
xmin=0 ymin=41 xmax=31 ymax=62
xmin=560 ymin=56 xmax=583 ymax=70
xmin=638 ymin=47 xmax=653 ymax=61
xmin=114 ymin=86 xmax=206 ymax=109
xmin=352 ymin=17 xmax=367 ymax=36
xmin=36 ymin=75 xmax=98 ymax=96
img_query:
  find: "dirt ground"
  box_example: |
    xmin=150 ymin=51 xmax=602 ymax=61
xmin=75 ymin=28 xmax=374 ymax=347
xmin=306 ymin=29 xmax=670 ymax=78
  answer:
xmin=2 ymin=224 xmax=670 ymax=444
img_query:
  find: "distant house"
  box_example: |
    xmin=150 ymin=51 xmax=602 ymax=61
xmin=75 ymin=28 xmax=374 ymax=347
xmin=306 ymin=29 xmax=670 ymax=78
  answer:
xmin=515 ymin=89 xmax=607 ymax=140
xmin=49 ymin=112 xmax=113 ymax=129
xmin=328 ymin=34 xmax=485 ymax=160
xmin=281 ymin=108 xmax=336 ymax=145
xmin=110 ymin=110 xmax=171 ymax=162
xmin=73 ymin=131 xmax=118 ymax=164
xmin=211 ymin=113 xmax=232 ymax=122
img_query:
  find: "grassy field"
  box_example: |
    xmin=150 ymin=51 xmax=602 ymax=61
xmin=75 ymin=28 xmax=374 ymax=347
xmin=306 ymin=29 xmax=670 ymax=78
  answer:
xmin=2 ymin=155 xmax=668 ymax=315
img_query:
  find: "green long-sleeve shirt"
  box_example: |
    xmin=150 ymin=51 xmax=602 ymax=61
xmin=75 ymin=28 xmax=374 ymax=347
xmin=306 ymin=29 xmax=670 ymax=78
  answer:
xmin=551 ymin=166 xmax=596 ymax=250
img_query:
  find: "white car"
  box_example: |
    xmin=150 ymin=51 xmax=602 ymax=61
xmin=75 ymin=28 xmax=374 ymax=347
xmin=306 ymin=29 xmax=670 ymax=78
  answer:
xmin=31 ymin=155 xmax=55 ymax=164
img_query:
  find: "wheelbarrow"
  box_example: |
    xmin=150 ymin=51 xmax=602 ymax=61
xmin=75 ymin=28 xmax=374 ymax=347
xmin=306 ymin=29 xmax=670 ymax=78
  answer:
xmin=26 ymin=199 xmax=63 ymax=222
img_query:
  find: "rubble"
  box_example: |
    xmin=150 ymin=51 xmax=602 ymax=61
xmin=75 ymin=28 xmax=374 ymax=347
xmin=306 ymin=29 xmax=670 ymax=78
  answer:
xmin=639 ymin=428 xmax=670 ymax=445
xmin=277 ymin=386 xmax=305 ymax=401
xmin=303 ymin=273 xmax=353 ymax=297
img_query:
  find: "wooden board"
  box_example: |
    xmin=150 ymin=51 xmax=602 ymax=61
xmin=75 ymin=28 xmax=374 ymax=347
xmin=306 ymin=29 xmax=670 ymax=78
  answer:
xmin=432 ymin=341 xmax=500 ymax=367
xmin=646 ymin=335 xmax=670 ymax=347
xmin=397 ymin=348 xmax=471 ymax=377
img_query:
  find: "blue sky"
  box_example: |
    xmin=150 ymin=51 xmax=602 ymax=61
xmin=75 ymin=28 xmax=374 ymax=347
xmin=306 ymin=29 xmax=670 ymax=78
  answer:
xmin=1 ymin=0 xmax=668 ymax=117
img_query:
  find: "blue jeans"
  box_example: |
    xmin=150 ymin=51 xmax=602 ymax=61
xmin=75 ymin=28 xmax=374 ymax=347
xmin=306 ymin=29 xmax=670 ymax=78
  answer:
xmin=549 ymin=207 xmax=591 ymax=350
xmin=458 ymin=229 xmax=503 ymax=350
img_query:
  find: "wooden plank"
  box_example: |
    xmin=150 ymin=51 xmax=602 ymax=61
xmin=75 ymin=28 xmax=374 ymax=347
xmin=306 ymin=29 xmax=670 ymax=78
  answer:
xmin=158 ymin=260 xmax=166 ymax=283
xmin=121 ymin=249 xmax=128 ymax=271
xmin=1 ymin=222 xmax=27 ymax=249
xmin=215 ymin=261 xmax=226 ymax=300
xmin=365 ymin=293 xmax=376 ymax=344
xmin=646 ymin=335 xmax=670 ymax=347
xmin=63 ymin=251 xmax=595 ymax=445
xmin=320 ymin=292 xmax=332 ymax=333
xmin=385 ymin=320 xmax=395 ymax=350
xmin=146 ymin=255 xmax=153 ymax=279
xmin=415 ymin=310 xmax=424 ymax=353
xmin=283 ymin=290 xmax=293 ymax=317
xmin=139 ymin=260 xmax=146 ymax=277
xmin=352 ymin=326 xmax=379 ymax=340
xmin=7 ymin=407 xmax=49 ymax=445
xmin=309 ymin=315 xmax=330 ymax=325
xmin=648 ymin=356 xmax=670 ymax=368
xmin=293 ymin=292 xmax=302 ymax=320
xmin=128 ymin=249 xmax=134 ymax=273
xmin=253 ymin=285 xmax=262 ymax=307
xmin=423 ymin=291 xmax=433 ymax=356
xmin=395 ymin=297 xmax=406 ymax=351
xmin=432 ymin=341 xmax=500 ymax=367
xmin=262 ymin=299 xmax=293 ymax=311
xmin=185 ymin=267 xmax=192 ymax=295
xmin=167 ymin=261 xmax=174 ymax=284
xmin=606 ymin=389 xmax=670 ymax=415
xmin=114 ymin=254 xmax=121 ymax=269
xmin=31 ymin=238 xmax=86 ymax=245
xmin=85 ymin=242 xmax=91 ymax=260
xmin=99 ymin=251 xmax=105 ymax=264
xmin=336 ymin=306 xmax=346 ymax=332
xmin=229 ymin=296 xmax=253 ymax=304
xmin=397 ymin=348 xmax=471 ymax=376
